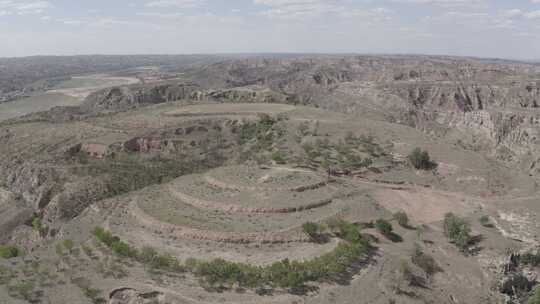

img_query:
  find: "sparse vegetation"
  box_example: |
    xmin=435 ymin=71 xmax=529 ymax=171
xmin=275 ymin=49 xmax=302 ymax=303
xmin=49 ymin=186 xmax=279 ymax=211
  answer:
xmin=0 ymin=265 xmax=15 ymax=285
xmin=93 ymin=225 xmax=372 ymax=292
xmin=398 ymin=259 xmax=425 ymax=288
xmin=96 ymin=257 xmax=128 ymax=279
xmin=327 ymin=219 xmax=362 ymax=243
xmin=394 ymin=211 xmax=410 ymax=228
xmin=375 ymin=219 xmax=401 ymax=242
xmin=500 ymin=273 xmax=534 ymax=299
xmin=528 ymin=285 xmax=540 ymax=304
xmin=66 ymin=151 xmax=217 ymax=219
xmin=237 ymin=113 xmax=287 ymax=153
xmin=408 ymin=148 xmax=437 ymax=170
xmin=8 ymin=281 xmax=41 ymax=302
xmin=0 ymin=245 xmax=22 ymax=259
xmin=519 ymin=252 xmax=540 ymax=267
xmin=31 ymin=216 xmax=48 ymax=236
xmin=299 ymin=133 xmax=383 ymax=172
xmin=411 ymin=245 xmax=441 ymax=277
xmin=375 ymin=219 xmax=393 ymax=236
xmin=443 ymin=213 xmax=472 ymax=252
xmin=82 ymin=287 xmax=106 ymax=304
xmin=271 ymin=150 xmax=287 ymax=164
xmin=302 ymin=222 xmax=327 ymax=243
xmin=479 ymin=215 xmax=494 ymax=228
xmin=62 ymin=239 xmax=74 ymax=253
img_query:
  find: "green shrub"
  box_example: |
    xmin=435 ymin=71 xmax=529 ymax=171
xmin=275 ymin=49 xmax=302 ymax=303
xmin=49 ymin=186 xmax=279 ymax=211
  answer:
xmin=93 ymin=224 xmax=372 ymax=292
xmin=394 ymin=212 xmax=410 ymax=228
xmin=529 ymin=285 xmax=540 ymax=304
xmin=30 ymin=215 xmax=48 ymax=237
xmin=151 ymin=253 xmax=184 ymax=272
xmin=375 ymin=219 xmax=393 ymax=236
xmin=0 ymin=245 xmax=21 ymax=259
xmin=93 ymin=227 xmax=137 ymax=258
xmin=111 ymin=241 xmax=138 ymax=258
xmin=443 ymin=213 xmax=472 ymax=252
xmin=302 ymin=222 xmax=326 ymax=242
xmin=93 ymin=227 xmax=119 ymax=247
xmin=479 ymin=215 xmax=493 ymax=228
xmin=139 ymin=246 xmax=158 ymax=264
xmin=83 ymin=287 xmax=106 ymax=304
xmin=62 ymin=239 xmax=74 ymax=252
xmin=408 ymin=148 xmax=436 ymax=170
xmin=500 ymin=273 xmax=533 ymax=297
xmin=520 ymin=252 xmax=540 ymax=267
xmin=271 ymin=151 xmax=287 ymax=164
xmin=328 ymin=220 xmax=362 ymax=243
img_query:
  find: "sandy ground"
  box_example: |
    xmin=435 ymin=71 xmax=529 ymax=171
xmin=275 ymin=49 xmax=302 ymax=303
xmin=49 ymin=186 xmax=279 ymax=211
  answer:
xmin=47 ymin=75 xmax=140 ymax=98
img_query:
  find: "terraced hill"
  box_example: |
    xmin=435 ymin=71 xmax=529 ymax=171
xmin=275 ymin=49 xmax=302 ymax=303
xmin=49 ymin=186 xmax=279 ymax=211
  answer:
xmin=1 ymin=55 xmax=540 ymax=304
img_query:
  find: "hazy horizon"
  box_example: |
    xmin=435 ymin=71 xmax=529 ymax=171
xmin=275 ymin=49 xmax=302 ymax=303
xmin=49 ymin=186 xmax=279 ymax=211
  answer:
xmin=1 ymin=0 xmax=540 ymax=59
xmin=0 ymin=52 xmax=538 ymax=63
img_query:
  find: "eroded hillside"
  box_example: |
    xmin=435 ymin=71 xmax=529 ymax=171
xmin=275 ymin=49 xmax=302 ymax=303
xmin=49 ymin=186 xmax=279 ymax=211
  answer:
xmin=1 ymin=55 xmax=540 ymax=304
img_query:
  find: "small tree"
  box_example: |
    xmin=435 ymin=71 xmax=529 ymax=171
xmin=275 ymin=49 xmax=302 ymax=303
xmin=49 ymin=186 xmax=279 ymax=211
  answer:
xmin=31 ymin=216 xmax=48 ymax=237
xmin=329 ymin=220 xmax=362 ymax=243
xmin=443 ymin=213 xmax=472 ymax=252
xmin=479 ymin=215 xmax=493 ymax=228
xmin=394 ymin=212 xmax=410 ymax=228
xmin=0 ymin=245 xmax=21 ymax=259
xmin=62 ymin=239 xmax=74 ymax=253
xmin=302 ymin=222 xmax=326 ymax=242
xmin=271 ymin=151 xmax=287 ymax=164
xmin=375 ymin=219 xmax=393 ymax=236
xmin=408 ymin=148 xmax=436 ymax=170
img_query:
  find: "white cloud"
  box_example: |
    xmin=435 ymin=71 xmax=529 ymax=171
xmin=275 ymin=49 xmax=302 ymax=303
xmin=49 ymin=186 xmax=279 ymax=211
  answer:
xmin=145 ymin=0 xmax=204 ymax=8
xmin=392 ymin=0 xmax=486 ymax=9
xmin=255 ymin=1 xmax=341 ymax=19
xmin=0 ymin=0 xmax=51 ymax=15
xmin=524 ymin=10 xmax=540 ymax=18
xmin=501 ymin=8 xmax=540 ymax=19
xmin=253 ymin=0 xmax=392 ymax=21
xmin=339 ymin=7 xmax=392 ymax=21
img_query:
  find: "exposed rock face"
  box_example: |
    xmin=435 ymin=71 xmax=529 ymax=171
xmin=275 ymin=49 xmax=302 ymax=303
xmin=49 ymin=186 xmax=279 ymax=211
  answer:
xmin=201 ymin=85 xmax=289 ymax=104
xmin=46 ymin=178 xmax=109 ymax=220
xmin=382 ymin=82 xmax=540 ymax=112
xmin=109 ymin=288 xmax=165 ymax=304
xmin=81 ymin=82 xmax=201 ymax=113
xmin=80 ymin=143 xmax=111 ymax=159
xmin=123 ymin=137 xmax=162 ymax=153
xmin=0 ymin=188 xmax=33 ymax=241
xmin=4 ymin=163 xmax=60 ymax=210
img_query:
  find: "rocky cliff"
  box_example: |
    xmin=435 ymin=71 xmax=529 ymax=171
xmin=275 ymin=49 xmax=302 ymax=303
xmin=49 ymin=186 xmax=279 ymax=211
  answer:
xmin=81 ymin=82 xmax=202 ymax=113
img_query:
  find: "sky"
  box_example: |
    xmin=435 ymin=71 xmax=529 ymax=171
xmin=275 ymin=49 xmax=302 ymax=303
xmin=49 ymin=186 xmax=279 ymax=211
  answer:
xmin=1 ymin=0 xmax=540 ymax=59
